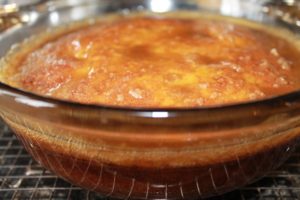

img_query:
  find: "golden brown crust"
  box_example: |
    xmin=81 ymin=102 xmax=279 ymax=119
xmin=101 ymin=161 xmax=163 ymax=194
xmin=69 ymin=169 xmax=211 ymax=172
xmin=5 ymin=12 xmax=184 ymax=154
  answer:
xmin=3 ymin=15 xmax=300 ymax=107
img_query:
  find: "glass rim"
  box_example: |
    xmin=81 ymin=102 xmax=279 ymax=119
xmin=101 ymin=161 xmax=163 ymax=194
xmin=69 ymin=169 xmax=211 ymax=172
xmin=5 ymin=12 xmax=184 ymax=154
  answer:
xmin=1 ymin=80 xmax=299 ymax=113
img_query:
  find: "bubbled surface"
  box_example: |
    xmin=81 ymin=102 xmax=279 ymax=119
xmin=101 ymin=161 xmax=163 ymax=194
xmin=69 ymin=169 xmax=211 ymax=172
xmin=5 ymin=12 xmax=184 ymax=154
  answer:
xmin=2 ymin=14 xmax=300 ymax=107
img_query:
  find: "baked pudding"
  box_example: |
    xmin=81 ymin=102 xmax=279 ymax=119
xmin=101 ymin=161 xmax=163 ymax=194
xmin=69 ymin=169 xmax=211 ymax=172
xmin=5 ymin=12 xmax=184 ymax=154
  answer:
xmin=1 ymin=11 xmax=300 ymax=200
xmin=1 ymin=13 xmax=300 ymax=107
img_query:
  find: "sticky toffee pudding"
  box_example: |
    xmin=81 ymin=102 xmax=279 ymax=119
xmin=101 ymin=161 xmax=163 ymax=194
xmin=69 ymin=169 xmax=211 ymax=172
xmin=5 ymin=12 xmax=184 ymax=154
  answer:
xmin=1 ymin=12 xmax=300 ymax=199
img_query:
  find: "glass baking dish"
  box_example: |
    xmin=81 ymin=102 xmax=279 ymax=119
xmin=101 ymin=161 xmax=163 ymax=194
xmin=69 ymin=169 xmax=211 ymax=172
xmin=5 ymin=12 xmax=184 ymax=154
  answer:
xmin=0 ymin=0 xmax=300 ymax=199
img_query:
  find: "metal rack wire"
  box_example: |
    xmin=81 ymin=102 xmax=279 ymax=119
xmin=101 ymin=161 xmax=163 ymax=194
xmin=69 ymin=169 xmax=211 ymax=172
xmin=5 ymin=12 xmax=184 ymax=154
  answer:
xmin=0 ymin=120 xmax=300 ymax=200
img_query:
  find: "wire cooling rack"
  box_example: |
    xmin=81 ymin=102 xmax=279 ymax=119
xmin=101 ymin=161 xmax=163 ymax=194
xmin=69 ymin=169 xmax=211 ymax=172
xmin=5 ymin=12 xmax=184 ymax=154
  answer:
xmin=0 ymin=120 xmax=300 ymax=200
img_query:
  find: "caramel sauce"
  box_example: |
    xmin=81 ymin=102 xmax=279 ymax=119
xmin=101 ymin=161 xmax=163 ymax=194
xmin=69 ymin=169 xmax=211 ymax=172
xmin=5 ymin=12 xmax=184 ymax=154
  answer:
xmin=1 ymin=13 xmax=300 ymax=107
xmin=11 ymin=120 xmax=298 ymax=199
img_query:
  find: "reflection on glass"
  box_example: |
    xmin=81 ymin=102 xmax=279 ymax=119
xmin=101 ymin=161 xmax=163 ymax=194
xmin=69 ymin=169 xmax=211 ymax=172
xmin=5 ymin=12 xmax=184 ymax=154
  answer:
xmin=221 ymin=0 xmax=242 ymax=16
xmin=149 ymin=0 xmax=173 ymax=13
xmin=49 ymin=11 xmax=59 ymax=25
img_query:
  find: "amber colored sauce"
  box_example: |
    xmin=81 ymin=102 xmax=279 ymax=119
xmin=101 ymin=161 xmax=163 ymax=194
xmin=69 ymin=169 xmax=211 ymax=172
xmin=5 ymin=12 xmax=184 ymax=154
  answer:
xmin=14 ymin=128 xmax=297 ymax=199
xmin=2 ymin=13 xmax=300 ymax=107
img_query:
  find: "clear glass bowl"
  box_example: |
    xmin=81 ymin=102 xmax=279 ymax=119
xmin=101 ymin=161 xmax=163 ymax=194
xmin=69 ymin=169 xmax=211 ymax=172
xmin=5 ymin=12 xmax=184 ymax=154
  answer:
xmin=0 ymin=0 xmax=300 ymax=199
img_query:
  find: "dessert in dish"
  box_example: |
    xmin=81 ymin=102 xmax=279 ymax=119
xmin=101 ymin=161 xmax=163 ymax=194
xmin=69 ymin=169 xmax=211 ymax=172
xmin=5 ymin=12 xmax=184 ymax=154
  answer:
xmin=1 ymin=13 xmax=300 ymax=107
xmin=1 ymin=11 xmax=300 ymax=200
